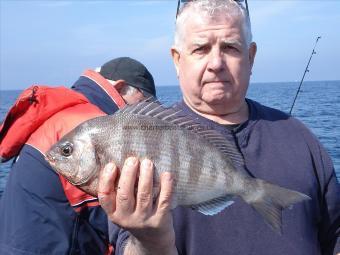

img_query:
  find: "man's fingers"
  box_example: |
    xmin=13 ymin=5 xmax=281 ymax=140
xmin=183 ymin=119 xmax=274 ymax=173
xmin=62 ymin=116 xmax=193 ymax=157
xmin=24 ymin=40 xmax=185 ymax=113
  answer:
xmin=98 ymin=162 xmax=118 ymax=214
xmin=156 ymin=172 xmax=174 ymax=214
xmin=136 ymin=158 xmax=154 ymax=213
xmin=116 ymin=157 xmax=139 ymax=213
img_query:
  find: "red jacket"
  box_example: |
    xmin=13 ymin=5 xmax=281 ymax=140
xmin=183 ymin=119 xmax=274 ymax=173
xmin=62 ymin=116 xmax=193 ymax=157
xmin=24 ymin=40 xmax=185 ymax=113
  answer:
xmin=0 ymin=70 xmax=125 ymax=254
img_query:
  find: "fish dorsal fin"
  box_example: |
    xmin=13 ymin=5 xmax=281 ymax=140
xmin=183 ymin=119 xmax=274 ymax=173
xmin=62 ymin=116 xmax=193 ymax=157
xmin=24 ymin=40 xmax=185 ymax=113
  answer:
xmin=191 ymin=196 xmax=234 ymax=216
xmin=120 ymin=99 xmax=244 ymax=167
xmin=121 ymin=98 xmax=184 ymax=121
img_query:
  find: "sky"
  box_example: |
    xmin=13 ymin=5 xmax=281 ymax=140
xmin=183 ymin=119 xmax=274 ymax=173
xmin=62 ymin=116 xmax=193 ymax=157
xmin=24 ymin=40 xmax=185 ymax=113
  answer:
xmin=0 ymin=0 xmax=340 ymax=91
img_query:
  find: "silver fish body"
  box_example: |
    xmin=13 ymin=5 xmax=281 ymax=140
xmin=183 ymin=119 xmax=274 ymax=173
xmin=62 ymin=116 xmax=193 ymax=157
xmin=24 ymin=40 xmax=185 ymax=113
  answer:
xmin=46 ymin=100 xmax=310 ymax=233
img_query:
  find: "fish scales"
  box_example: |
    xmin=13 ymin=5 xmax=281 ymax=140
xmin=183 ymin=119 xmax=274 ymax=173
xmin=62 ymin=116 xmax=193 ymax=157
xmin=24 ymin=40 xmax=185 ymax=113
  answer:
xmin=114 ymin=112 xmax=228 ymax=200
xmin=110 ymin=113 xmax=241 ymax=206
xmin=80 ymin=112 xmax=236 ymax=206
xmin=46 ymin=100 xmax=311 ymax=233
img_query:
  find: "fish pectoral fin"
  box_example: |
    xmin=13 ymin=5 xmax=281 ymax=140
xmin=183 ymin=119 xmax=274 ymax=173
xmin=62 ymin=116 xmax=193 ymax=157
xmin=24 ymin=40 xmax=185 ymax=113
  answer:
xmin=191 ymin=196 xmax=234 ymax=216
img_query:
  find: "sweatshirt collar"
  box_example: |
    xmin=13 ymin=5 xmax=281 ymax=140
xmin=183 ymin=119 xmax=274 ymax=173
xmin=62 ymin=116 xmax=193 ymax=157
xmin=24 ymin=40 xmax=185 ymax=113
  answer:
xmin=173 ymin=99 xmax=259 ymax=135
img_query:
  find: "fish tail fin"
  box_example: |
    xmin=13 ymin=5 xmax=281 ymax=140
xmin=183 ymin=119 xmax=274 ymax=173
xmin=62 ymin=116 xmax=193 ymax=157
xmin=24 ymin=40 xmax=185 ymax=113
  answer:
xmin=243 ymin=179 xmax=310 ymax=234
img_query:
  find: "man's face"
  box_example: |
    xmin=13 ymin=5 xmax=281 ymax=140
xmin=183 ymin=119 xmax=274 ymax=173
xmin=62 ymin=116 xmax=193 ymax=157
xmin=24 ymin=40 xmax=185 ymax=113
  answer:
xmin=172 ymin=14 xmax=256 ymax=118
xmin=122 ymin=88 xmax=146 ymax=105
xmin=114 ymin=80 xmax=148 ymax=105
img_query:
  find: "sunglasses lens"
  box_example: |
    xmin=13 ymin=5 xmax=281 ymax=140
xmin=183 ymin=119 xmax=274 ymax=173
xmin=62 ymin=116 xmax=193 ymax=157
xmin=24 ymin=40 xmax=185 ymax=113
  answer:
xmin=177 ymin=0 xmax=250 ymax=21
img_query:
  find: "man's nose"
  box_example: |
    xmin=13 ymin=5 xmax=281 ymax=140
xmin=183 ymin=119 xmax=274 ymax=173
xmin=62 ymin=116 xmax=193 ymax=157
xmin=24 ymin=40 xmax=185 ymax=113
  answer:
xmin=207 ymin=49 xmax=225 ymax=72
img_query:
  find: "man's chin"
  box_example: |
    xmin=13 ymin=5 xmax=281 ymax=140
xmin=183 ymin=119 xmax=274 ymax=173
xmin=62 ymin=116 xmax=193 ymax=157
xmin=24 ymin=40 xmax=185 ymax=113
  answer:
xmin=186 ymin=95 xmax=233 ymax=113
xmin=202 ymin=94 xmax=229 ymax=105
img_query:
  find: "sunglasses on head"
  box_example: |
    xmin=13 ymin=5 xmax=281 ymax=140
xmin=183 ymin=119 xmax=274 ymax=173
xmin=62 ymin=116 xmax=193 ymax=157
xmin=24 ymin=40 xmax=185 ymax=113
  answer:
xmin=176 ymin=0 xmax=250 ymax=20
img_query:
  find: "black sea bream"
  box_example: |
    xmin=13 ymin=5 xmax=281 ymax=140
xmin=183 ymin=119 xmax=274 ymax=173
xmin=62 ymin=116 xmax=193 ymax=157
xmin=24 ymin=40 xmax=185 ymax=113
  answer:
xmin=46 ymin=100 xmax=310 ymax=233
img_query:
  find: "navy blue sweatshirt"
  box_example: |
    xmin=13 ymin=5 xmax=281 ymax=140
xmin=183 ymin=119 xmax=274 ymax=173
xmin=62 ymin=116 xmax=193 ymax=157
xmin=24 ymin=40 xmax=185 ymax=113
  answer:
xmin=111 ymin=99 xmax=340 ymax=255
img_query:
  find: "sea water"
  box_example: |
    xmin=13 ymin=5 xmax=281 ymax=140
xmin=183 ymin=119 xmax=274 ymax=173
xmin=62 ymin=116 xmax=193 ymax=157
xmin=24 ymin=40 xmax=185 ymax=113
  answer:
xmin=1 ymin=81 xmax=339 ymax=197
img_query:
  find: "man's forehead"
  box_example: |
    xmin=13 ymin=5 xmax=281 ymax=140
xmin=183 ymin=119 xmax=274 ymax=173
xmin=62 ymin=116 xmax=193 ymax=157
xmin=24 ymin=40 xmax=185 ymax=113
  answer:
xmin=184 ymin=19 xmax=245 ymax=44
xmin=185 ymin=13 xmax=242 ymax=32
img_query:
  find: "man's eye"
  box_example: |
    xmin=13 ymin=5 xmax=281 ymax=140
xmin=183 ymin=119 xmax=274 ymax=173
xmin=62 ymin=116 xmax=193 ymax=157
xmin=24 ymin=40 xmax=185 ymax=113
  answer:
xmin=193 ymin=46 xmax=208 ymax=54
xmin=223 ymin=45 xmax=239 ymax=52
xmin=61 ymin=144 xmax=73 ymax=157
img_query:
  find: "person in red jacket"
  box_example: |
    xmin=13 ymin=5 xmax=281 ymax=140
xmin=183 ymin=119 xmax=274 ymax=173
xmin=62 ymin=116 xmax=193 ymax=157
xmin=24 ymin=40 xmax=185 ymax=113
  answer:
xmin=0 ymin=57 xmax=156 ymax=254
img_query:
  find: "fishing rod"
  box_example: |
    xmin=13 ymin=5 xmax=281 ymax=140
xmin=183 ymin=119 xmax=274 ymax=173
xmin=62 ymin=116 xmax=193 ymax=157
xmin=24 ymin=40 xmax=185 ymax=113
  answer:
xmin=289 ymin=36 xmax=321 ymax=115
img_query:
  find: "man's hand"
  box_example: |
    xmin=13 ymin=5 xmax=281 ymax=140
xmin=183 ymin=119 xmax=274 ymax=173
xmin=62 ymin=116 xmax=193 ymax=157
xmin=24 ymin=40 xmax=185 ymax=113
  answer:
xmin=98 ymin=157 xmax=178 ymax=255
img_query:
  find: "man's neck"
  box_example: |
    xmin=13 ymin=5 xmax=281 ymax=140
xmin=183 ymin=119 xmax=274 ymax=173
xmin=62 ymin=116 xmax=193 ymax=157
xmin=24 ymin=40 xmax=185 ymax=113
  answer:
xmin=183 ymin=99 xmax=249 ymax=125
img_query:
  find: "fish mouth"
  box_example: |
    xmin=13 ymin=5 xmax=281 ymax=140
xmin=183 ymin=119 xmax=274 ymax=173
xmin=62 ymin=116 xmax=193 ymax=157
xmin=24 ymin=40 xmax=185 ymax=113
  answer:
xmin=45 ymin=153 xmax=56 ymax=166
xmin=44 ymin=153 xmax=65 ymax=176
xmin=44 ymin=153 xmax=64 ymax=177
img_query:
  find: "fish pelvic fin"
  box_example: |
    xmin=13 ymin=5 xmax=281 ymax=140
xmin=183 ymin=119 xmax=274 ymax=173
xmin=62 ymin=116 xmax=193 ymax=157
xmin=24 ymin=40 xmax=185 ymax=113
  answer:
xmin=243 ymin=179 xmax=311 ymax=234
xmin=191 ymin=196 xmax=234 ymax=216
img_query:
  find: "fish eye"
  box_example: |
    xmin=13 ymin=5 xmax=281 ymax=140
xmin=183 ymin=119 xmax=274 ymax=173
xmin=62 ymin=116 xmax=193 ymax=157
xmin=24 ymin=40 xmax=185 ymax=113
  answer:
xmin=61 ymin=143 xmax=73 ymax=157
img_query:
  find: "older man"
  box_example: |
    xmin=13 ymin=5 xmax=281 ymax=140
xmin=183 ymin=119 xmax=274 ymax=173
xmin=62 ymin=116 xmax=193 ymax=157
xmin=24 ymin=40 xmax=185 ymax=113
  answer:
xmin=98 ymin=1 xmax=340 ymax=255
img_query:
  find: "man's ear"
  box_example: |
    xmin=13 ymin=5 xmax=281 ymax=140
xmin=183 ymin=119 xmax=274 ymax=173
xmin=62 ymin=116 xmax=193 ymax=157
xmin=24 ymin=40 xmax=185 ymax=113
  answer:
xmin=248 ymin=42 xmax=257 ymax=70
xmin=171 ymin=47 xmax=181 ymax=77
xmin=113 ymin=80 xmax=126 ymax=92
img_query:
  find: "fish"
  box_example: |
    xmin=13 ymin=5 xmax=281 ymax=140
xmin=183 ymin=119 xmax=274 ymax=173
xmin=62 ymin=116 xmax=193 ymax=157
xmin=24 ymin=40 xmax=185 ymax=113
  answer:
xmin=45 ymin=99 xmax=310 ymax=233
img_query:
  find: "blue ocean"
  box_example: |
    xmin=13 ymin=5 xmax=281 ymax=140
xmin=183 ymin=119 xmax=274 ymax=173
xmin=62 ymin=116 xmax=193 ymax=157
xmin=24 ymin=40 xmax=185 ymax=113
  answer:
xmin=1 ymin=81 xmax=339 ymax=197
